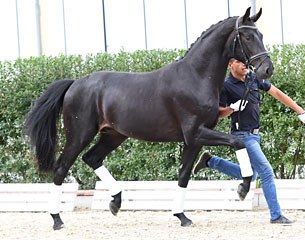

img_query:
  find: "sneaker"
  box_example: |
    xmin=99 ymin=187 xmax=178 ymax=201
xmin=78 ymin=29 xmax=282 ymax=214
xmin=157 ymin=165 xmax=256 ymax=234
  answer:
xmin=270 ymin=215 xmax=294 ymax=224
xmin=192 ymin=151 xmax=212 ymax=175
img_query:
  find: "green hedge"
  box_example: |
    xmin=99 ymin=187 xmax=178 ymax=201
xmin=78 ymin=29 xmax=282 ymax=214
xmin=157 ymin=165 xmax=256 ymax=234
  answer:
xmin=0 ymin=46 xmax=304 ymax=189
xmin=261 ymin=44 xmax=305 ymax=178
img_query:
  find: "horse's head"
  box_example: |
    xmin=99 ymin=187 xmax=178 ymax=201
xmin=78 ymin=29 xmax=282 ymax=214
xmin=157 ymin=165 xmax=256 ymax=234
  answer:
xmin=230 ymin=7 xmax=273 ymax=79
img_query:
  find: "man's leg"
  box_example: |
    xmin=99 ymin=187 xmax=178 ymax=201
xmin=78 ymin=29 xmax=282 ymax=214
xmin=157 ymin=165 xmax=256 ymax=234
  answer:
xmin=244 ymin=140 xmax=282 ymax=220
xmin=208 ymin=156 xmax=244 ymax=179
xmin=195 ymin=154 xmax=257 ymax=181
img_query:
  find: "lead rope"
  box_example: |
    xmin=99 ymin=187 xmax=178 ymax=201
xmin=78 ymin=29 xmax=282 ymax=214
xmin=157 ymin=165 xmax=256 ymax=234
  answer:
xmin=236 ymin=71 xmax=252 ymax=130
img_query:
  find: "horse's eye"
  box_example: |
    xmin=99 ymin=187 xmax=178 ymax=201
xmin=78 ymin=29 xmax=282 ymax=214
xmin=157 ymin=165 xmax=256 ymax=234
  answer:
xmin=244 ymin=34 xmax=252 ymax=41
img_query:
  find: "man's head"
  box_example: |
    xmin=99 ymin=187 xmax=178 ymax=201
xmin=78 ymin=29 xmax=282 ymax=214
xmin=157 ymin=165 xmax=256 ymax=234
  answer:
xmin=228 ymin=58 xmax=248 ymax=81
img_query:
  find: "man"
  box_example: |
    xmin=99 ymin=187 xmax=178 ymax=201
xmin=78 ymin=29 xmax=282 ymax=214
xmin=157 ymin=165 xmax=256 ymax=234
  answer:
xmin=193 ymin=58 xmax=305 ymax=224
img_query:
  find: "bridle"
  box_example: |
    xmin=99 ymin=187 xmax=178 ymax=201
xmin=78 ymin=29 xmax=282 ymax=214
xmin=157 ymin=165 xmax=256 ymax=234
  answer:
xmin=233 ymin=16 xmax=270 ymax=131
xmin=233 ymin=16 xmax=269 ymax=71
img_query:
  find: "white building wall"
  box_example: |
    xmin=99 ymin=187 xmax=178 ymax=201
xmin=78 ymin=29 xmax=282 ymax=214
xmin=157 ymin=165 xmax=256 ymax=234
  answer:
xmin=40 ymin=0 xmax=66 ymax=56
xmin=0 ymin=0 xmax=20 ymax=60
xmin=0 ymin=0 xmax=304 ymax=61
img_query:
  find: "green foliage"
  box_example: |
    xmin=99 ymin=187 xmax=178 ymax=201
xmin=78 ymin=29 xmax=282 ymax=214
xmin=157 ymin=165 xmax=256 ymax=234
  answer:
xmin=261 ymin=44 xmax=305 ymax=179
xmin=1 ymin=46 xmax=305 ymax=189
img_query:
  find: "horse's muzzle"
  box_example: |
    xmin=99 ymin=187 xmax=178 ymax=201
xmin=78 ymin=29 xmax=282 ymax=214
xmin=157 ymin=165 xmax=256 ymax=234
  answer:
xmin=254 ymin=58 xmax=274 ymax=79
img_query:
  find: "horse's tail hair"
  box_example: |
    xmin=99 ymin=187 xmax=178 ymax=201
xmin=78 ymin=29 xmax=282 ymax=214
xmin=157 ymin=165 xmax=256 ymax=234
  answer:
xmin=25 ymin=79 xmax=74 ymax=172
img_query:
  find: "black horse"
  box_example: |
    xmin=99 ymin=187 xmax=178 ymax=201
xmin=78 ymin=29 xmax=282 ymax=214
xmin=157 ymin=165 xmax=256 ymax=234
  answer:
xmin=26 ymin=7 xmax=273 ymax=230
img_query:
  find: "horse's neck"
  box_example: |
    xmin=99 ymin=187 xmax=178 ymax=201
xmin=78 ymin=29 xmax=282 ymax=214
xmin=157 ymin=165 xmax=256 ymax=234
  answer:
xmin=184 ymin=19 xmax=235 ymax=78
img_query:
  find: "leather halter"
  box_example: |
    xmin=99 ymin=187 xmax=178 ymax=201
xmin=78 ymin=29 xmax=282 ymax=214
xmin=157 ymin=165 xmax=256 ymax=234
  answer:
xmin=233 ymin=16 xmax=269 ymax=70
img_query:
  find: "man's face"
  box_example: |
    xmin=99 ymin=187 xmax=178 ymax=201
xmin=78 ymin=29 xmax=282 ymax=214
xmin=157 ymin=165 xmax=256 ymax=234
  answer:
xmin=229 ymin=60 xmax=248 ymax=78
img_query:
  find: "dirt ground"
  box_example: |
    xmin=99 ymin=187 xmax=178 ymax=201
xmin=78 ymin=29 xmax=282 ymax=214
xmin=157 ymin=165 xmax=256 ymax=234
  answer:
xmin=0 ymin=209 xmax=304 ymax=240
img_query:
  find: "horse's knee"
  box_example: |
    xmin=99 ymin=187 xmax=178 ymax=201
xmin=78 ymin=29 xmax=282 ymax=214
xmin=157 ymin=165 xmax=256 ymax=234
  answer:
xmin=233 ymin=139 xmax=246 ymax=150
xmin=235 ymin=139 xmax=246 ymax=150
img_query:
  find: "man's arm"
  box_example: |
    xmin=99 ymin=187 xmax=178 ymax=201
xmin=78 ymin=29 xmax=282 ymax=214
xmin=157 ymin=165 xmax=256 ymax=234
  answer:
xmin=218 ymin=99 xmax=248 ymax=119
xmin=267 ymin=85 xmax=304 ymax=114
xmin=219 ymin=106 xmax=234 ymax=119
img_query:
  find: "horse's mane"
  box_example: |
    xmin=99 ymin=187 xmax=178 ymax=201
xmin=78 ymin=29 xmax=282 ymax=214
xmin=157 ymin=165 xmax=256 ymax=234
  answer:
xmin=179 ymin=16 xmax=236 ymax=60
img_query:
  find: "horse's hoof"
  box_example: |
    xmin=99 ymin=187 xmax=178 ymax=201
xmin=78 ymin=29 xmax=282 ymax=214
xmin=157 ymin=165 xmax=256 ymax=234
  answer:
xmin=51 ymin=213 xmax=65 ymax=231
xmin=52 ymin=217 xmax=65 ymax=230
xmin=53 ymin=223 xmax=65 ymax=231
xmin=174 ymin=213 xmax=193 ymax=227
xmin=181 ymin=219 xmax=193 ymax=227
xmin=109 ymin=201 xmax=120 ymax=216
xmin=237 ymin=183 xmax=248 ymax=201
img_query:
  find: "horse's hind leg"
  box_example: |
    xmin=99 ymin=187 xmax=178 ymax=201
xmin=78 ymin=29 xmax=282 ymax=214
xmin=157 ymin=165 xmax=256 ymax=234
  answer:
xmin=173 ymin=144 xmax=201 ymax=226
xmin=50 ymin=127 xmax=98 ymax=230
xmin=82 ymin=130 xmax=127 ymax=215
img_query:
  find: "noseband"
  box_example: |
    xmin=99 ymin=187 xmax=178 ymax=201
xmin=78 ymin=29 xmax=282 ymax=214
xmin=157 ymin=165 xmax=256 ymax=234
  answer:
xmin=233 ymin=16 xmax=269 ymax=70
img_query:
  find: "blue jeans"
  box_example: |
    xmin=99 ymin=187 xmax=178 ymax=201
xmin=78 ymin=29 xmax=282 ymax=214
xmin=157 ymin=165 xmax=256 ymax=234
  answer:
xmin=207 ymin=131 xmax=281 ymax=220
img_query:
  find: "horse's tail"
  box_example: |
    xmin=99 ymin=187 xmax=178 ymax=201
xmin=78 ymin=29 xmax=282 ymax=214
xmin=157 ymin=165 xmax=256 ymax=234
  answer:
xmin=25 ymin=79 xmax=74 ymax=172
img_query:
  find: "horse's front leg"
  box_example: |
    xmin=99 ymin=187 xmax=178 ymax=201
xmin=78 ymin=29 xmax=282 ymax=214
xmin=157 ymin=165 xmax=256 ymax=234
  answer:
xmin=173 ymin=145 xmax=201 ymax=227
xmin=94 ymin=166 xmax=122 ymax=215
xmin=82 ymin=132 xmax=127 ymax=216
xmin=195 ymin=126 xmax=253 ymax=200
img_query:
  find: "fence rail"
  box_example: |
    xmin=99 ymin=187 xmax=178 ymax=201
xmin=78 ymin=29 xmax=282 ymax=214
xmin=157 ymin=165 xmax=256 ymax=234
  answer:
xmin=92 ymin=180 xmax=256 ymax=211
xmin=0 ymin=183 xmax=78 ymax=212
xmin=1 ymin=180 xmax=304 ymax=212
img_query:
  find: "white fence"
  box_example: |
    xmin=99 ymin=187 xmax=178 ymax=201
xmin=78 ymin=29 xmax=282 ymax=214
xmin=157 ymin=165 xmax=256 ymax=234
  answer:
xmin=0 ymin=183 xmax=78 ymax=212
xmin=254 ymin=179 xmax=305 ymax=210
xmin=92 ymin=180 xmax=255 ymax=211
xmin=1 ymin=180 xmax=305 ymax=212
xmin=92 ymin=179 xmax=305 ymax=211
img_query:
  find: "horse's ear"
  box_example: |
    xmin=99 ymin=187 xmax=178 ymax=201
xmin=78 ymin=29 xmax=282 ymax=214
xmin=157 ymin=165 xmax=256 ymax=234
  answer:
xmin=250 ymin=8 xmax=262 ymax=22
xmin=242 ymin=7 xmax=251 ymax=23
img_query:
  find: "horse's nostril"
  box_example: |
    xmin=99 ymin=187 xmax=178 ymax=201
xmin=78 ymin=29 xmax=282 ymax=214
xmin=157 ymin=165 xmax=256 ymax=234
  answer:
xmin=266 ymin=67 xmax=273 ymax=77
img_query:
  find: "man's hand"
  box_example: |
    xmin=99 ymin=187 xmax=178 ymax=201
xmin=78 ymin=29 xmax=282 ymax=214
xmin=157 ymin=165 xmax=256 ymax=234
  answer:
xmin=230 ymin=99 xmax=248 ymax=112
xmin=298 ymin=112 xmax=305 ymax=124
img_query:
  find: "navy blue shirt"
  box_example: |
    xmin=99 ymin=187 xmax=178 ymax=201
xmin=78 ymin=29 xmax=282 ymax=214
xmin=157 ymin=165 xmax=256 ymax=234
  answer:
xmin=220 ymin=72 xmax=272 ymax=132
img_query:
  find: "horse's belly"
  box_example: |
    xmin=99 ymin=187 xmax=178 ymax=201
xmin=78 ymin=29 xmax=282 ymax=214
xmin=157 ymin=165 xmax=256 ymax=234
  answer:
xmin=119 ymin=127 xmax=184 ymax=142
